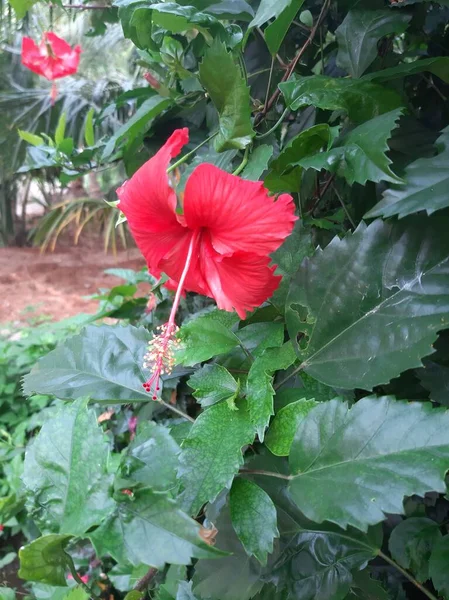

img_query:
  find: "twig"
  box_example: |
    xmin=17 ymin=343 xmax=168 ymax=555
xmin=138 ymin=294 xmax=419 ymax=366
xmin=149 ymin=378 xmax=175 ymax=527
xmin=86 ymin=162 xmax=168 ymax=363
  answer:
xmin=239 ymin=468 xmax=293 ymax=481
xmin=307 ymin=174 xmax=335 ymax=214
xmin=332 ymin=183 xmax=356 ymax=229
xmin=133 ymin=567 xmax=158 ymax=592
xmin=52 ymin=3 xmax=109 ymax=8
xmin=377 ymin=551 xmax=439 ymax=600
xmin=157 ymin=398 xmax=195 ymax=423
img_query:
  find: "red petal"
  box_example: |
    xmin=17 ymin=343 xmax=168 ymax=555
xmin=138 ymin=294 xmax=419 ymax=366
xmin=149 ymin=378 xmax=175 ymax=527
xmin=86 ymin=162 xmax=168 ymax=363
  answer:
xmin=183 ymin=164 xmax=297 ymax=256
xmin=45 ymin=32 xmax=73 ymax=56
xmin=21 ymin=37 xmax=45 ymax=78
xmin=117 ymin=129 xmax=191 ymax=273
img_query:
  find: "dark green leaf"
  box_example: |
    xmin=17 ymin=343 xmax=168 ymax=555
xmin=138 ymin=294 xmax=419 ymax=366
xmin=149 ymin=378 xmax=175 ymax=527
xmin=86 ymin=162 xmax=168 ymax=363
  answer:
xmin=230 ymin=479 xmax=279 ymax=564
xmin=264 ymin=0 xmax=306 ymax=55
xmin=90 ymin=489 xmax=220 ymax=567
xmin=265 ymin=398 xmax=318 ymax=456
xmin=289 ymin=396 xmax=449 ymax=530
xmin=241 ymin=145 xmax=273 ymax=180
xmin=120 ymin=421 xmax=181 ymax=491
xmin=389 ymin=518 xmax=441 ymax=582
xmin=23 ymin=398 xmax=113 ymax=535
xmin=188 ymin=365 xmax=239 ymax=408
xmin=178 ymin=401 xmax=254 ymax=515
xmin=418 ymin=361 xmax=449 ymax=406
xmin=149 ymin=3 xmax=219 ymax=37
xmin=363 ymin=57 xmax=449 ymax=83
xmin=280 ymin=76 xmax=403 ymax=123
xmin=176 ymin=310 xmax=239 ymax=366
xmin=299 ymin=109 xmax=403 ymax=185
xmin=23 ymin=325 xmax=152 ymax=403
xmin=236 ymin=322 xmax=285 ymax=357
xmin=199 ymin=40 xmax=254 ymax=150
xmin=365 ymin=127 xmax=449 ymax=218
xmin=336 ymin=10 xmax=411 ymax=78
xmin=287 ymin=217 xmax=449 ymax=389
xmin=429 ymin=535 xmax=449 ymax=598
xmin=271 ymin=221 xmax=314 ymax=278
xmin=18 ymin=535 xmax=73 ymax=586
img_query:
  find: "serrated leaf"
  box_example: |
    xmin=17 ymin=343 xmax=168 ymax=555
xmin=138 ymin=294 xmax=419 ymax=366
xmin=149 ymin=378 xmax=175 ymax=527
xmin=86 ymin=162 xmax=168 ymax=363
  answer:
xmin=289 ymin=396 xmax=449 ymax=531
xmin=389 ymin=518 xmax=441 ymax=582
xmin=298 ymin=109 xmax=403 ymax=185
xmin=120 ymin=421 xmax=180 ymax=491
xmin=363 ymin=57 xmax=449 ymax=83
xmin=23 ymin=398 xmax=113 ymax=535
xmin=176 ymin=310 xmax=239 ymax=366
xmin=418 ymin=361 xmax=449 ymax=406
xmin=18 ymin=130 xmax=44 ymax=146
xmin=429 ymin=535 xmax=449 ymax=598
xmin=246 ymin=343 xmax=297 ymax=440
xmin=230 ymin=479 xmax=279 ymax=564
xmin=19 ymin=535 xmax=73 ymax=586
xmin=89 ymin=489 xmax=220 ymax=568
xmin=84 ymin=108 xmax=95 ymax=147
xmin=178 ymin=401 xmax=254 ymax=515
xmin=265 ymin=398 xmax=318 ymax=456
xmin=188 ymin=365 xmax=239 ymax=408
xmin=280 ymin=76 xmax=403 ymax=123
xmin=241 ymin=145 xmax=273 ymax=180
xmin=287 ymin=217 xmax=449 ymax=389
xmin=199 ymin=40 xmax=254 ymax=150
xmin=336 ymin=9 xmax=411 ymax=78
xmin=264 ymin=0 xmax=305 ymax=55
xmin=366 ymin=127 xmax=449 ymax=218
xmin=23 ymin=325 xmax=151 ymax=403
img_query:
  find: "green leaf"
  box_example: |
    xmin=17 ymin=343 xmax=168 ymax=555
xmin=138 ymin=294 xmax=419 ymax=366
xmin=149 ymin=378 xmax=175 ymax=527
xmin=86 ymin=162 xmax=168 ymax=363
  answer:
xmin=90 ymin=489 xmax=220 ymax=568
xmin=102 ymin=96 xmax=172 ymax=160
xmin=286 ymin=216 xmax=449 ymax=389
xmin=84 ymin=108 xmax=95 ymax=147
xmin=120 ymin=421 xmax=181 ymax=491
xmin=18 ymin=130 xmax=44 ymax=146
xmin=298 ymin=109 xmax=403 ymax=185
xmin=241 ymin=145 xmax=273 ymax=180
xmin=178 ymin=400 xmax=255 ymax=515
xmin=271 ymin=221 xmax=314 ymax=278
xmin=429 ymin=535 xmax=449 ymax=598
xmin=389 ymin=518 xmax=441 ymax=582
xmin=149 ymin=3 xmax=219 ymax=38
xmin=363 ymin=57 xmax=449 ymax=83
xmin=23 ymin=324 xmax=152 ymax=403
xmin=418 ymin=361 xmax=449 ymax=406
xmin=336 ymin=9 xmax=411 ymax=78
xmin=236 ymin=322 xmax=285 ymax=357
xmin=265 ymin=0 xmax=306 ymax=55
xmin=280 ymin=76 xmax=403 ymax=123
xmin=188 ymin=365 xmax=239 ymax=408
xmin=299 ymin=9 xmax=313 ymax=27
xmin=249 ymin=0 xmax=294 ymax=28
xmin=176 ymin=310 xmax=239 ymax=366
xmin=176 ymin=582 xmax=198 ymax=600
xmin=8 ymin=0 xmax=37 ymax=17
xmin=199 ymin=40 xmax=254 ymax=151
xmin=18 ymin=535 xmax=73 ymax=586
xmin=230 ymin=479 xmax=279 ymax=564
xmin=365 ymin=127 xmax=449 ymax=218
xmin=265 ymin=398 xmax=318 ymax=456
xmin=55 ymin=113 xmax=67 ymax=147
xmin=246 ymin=343 xmax=297 ymax=440
xmin=23 ymin=398 xmax=113 ymax=535
xmin=289 ymin=396 xmax=449 ymax=531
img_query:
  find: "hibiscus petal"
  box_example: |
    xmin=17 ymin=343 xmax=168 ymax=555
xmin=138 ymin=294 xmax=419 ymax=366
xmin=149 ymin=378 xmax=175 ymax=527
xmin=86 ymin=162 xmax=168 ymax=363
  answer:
xmin=183 ymin=163 xmax=297 ymax=256
xmin=45 ymin=32 xmax=73 ymax=56
xmin=117 ymin=129 xmax=190 ymax=272
xmin=21 ymin=37 xmax=45 ymax=78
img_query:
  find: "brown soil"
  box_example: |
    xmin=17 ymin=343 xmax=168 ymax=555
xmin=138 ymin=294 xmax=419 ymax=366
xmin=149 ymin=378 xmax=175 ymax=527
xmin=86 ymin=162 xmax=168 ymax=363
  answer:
xmin=0 ymin=235 xmax=146 ymax=324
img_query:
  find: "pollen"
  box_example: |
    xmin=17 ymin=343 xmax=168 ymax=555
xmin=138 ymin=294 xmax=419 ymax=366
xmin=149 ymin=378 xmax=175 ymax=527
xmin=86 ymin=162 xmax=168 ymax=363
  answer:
xmin=142 ymin=323 xmax=181 ymax=399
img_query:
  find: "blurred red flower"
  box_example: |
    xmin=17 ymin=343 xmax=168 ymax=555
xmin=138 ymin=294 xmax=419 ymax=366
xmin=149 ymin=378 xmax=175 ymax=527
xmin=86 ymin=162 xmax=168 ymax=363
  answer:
xmin=21 ymin=32 xmax=81 ymax=81
xmin=117 ymin=128 xmax=297 ymax=319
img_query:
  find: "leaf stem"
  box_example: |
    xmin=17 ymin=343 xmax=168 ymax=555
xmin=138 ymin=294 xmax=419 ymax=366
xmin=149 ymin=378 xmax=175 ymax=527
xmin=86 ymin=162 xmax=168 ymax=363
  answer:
xmin=133 ymin=567 xmax=158 ymax=591
xmin=255 ymin=108 xmax=289 ymax=140
xmin=377 ymin=551 xmax=439 ymax=600
xmin=157 ymin=398 xmax=195 ymax=423
xmin=239 ymin=468 xmax=293 ymax=480
xmin=232 ymin=146 xmax=250 ymax=176
xmin=332 ymin=183 xmax=356 ymax=230
xmin=167 ymin=132 xmax=218 ymax=174
xmin=273 ymin=363 xmax=304 ymax=390
xmin=66 ymin=558 xmax=101 ymax=600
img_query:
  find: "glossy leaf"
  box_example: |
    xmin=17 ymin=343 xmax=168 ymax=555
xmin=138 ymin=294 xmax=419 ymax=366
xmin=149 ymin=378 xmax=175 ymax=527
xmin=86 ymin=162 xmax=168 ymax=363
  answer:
xmin=249 ymin=0 xmax=293 ymax=28
xmin=289 ymin=396 xmax=449 ymax=531
xmin=23 ymin=398 xmax=113 ymax=535
xmin=280 ymin=76 xmax=403 ymax=123
xmin=298 ymin=109 xmax=403 ymax=185
xmin=429 ymin=535 xmax=449 ymax=598
xmin=188 ymin=364 xmax=239 ymax=408
xmin=199 ymin=40 xmax=254 ymax=151
xmin=265 ymin=0 xmax=306 ymax=55
xmin=363 ymin=57 xmax=449 ymax=83
xmin=287 ymin=217 xmax=449 ymax=389
xmin=176 ymin=310 xmax=239 ymax=366
xmin=418 ymin=361 xmax=449 ymax=406
xmin=90 ymin=489 xmax=220 ymax=568
xmin=389 ymin=518 xmax=441 ymax=582
xmin=120 ymin=421 xmax=181 ymax=491
xmin=365 ymin=127 xmax=449 ymax=218
xmin=149 ymin=3 xmax=219 ymax=36
xmin=336 ymin=9 xmax=411 ymax=78
xmin=178 ymin=400 xmax=254 ymax=515
xmin=265 ymin=398 xmax=318 ymax=456
xmin=230 ymin=478 xmax=279 ymax=564
xmin=19 ymin=535 xmax=73 ymax=586
xmin=23 ymin=324 xmax=152 ymax=403
xmin=241 ymin=145 xmax=273 ymax=180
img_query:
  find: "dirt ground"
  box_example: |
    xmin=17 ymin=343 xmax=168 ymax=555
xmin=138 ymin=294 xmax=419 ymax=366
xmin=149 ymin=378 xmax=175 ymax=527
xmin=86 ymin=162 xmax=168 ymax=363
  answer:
xmin=0 ymin=235 xmax=146 ymax=324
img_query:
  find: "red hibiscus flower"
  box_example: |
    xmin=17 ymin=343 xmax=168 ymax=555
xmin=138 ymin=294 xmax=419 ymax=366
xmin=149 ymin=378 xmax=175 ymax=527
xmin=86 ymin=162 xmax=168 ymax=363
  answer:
xmin=117 ymin=128 xmax=297 ymax=397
